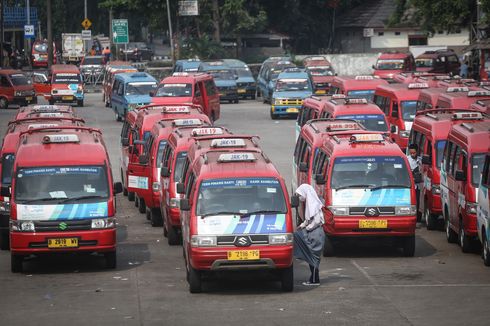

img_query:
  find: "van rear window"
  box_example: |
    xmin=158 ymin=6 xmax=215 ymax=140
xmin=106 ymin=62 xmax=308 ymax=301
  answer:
xmin=10 ymin=74 xmax=32 ymax=85
xmin=346 ymin=90 xmax=375 ymax=101
xmin=156 ymin=83 xmax=192 ymax=97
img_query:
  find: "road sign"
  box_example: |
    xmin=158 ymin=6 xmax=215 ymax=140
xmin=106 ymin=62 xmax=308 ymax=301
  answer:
xmin=24 ymin=25 xmax=35 ymax=39
xmin=81 ymin=18 xmax=92 ymax=30
xmin=81 ymin=30 xmax=92 ymax=40
xmin=112 ymin=19 xmax=129 ymax=44
xmin=179 ymin=0 xmax=199 ymax=16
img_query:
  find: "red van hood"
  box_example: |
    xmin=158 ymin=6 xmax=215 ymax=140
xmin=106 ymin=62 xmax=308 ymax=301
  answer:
xmin=374 ymin=70 xmax=401 ymax=79
xmin=14 ymin=85 xmax=35 ymax=92
xmin=151 ymin=96 xmax=193 ymax=105
xmin=312 ymin=75 xmax=335 ymax=84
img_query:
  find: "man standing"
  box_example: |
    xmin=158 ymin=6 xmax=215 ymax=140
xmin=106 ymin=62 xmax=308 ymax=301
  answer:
xmin=407 ymin=143 xmax=422 ymax=218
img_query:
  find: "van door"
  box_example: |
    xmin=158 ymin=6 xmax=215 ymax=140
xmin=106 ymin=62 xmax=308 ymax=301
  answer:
xmin=204 ymin=79 xmax=220 ymax=121
xmin=194 ymin=81 xmax=205 ymax=108
xmin=111 ymin=80 xmax=125 ymax=116
xmin=447 ymin=143 xmax=460 ymax=227
xmin=127 ymin=136 xmax=153 ymax=197
xmin=0 ymin=75 xmax=12 ymax=107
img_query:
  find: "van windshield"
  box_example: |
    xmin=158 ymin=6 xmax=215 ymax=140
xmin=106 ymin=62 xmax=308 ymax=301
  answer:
xmin=376 ymin=59 xmax=404 ymax=70
xmin=173 ymin=152 xmax=188 ymax=182
xmin=53 ymin=73 xmax=81 ymax=84
xmin=416 ymin=58 xmax=433 ymax=68
xmin=33 ymin=43 xmax=48 ymax=53
xmin=235 ymin=68 xmax=253 ymax=78
xmin=15 ymin=166 xmax=109 ymax=203
xmin=336 ymin=114 xmax=388 ymax=132
xmin=82 ymin=57 xmax=104 ymax=65
xmin=126 ymin=82 xmax=157 ymax=96
xmin=472 ymin=154 xmax=486 ymax=187
xmin=401 ymin=101 xmax=417 ymax=121
xmin=275 ymin=79 xmax=311 ymax=92
xmin=435 ymin=140 xmax=446 ymax=170
xmin=156 ymin=83 xmax=192 ymax=97
xmin=9 ymin=74 xmax=32 ymax=85
xmin=196 ymin=178 xmax=287 ymax=216
xmin=210 ymin=71 xmax=235 ymax=80
xmin=331 ymin=156 xmax=411 ymax=189
xmin=1 ymin=154 xmax=15 ymax=185
xmin=347 ymin=89 xmax=375 ymax=101
xmin=307 ymin=66 xmax=334 ymax=76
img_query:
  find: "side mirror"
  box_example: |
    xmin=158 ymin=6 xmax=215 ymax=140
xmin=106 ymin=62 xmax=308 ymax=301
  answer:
xmin=390 ymin=125 xmax=396 ymax=133
xmin=139 ymin=155 xmax=148 ymax=165
xmin=391 ymin=110 xmax=398 ymax=118
xmin=372 ymin=65 xmax=376 ymax=69
xmin=161 ymin=167 xmax=170 ymax=177
xmin=176 ymin=182 xmax=185 ymax=194
xmin=149 ymin=90 xmax=155 ymax=97
xmin=299 ymin=162 xmax=308 ymax=172
xmin=113 ymin=182 xmax=123 ymax=194
xmin=315 ymin=174 xmax=326 ymax=185
xmin=180 ymin=198 xmax=190 ymax=211
xmin=290 ymin=195 xmax=299 ymax=208
xmin=455 ymin=170 xmax=466 ymax=181
xmin=421 ymin=155 xmax=431 ymax=165
xmin=0 ymin=186 xmax=10 ymax=197
xmin=121 ymin=138 xmax=129 ymax=146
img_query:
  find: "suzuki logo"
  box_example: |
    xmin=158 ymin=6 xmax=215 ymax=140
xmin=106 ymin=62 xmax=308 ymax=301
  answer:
xmin=59 ymin=222 xmax=67 ymax=231
xmin=234 ymin=236 xmax=251 ymax=247
xmin=365 ymin=207 xmax=379 ymax=217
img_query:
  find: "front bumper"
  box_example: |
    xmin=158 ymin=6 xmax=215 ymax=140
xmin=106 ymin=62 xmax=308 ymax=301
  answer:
xmin=271 ymin=105 xmax=300 ymax=116
xmin=9 ymin=96 xmax=36 ymax=107
xmin=50 ymin=93 xmax=84 ymax=103
xmin=190 ymin=245 xmax=293 ymax=271
xmin=427 ymin=192 xmax=442 ymax=215
xmin=324 ymin=215 xmax=416 ymax=237
xmin=10 ymin=229 xmax=116 ymax=254
xmin=218 ymin=91 xmax=239 ymax=101
xmin=462 ymin=211 xmax=478 ymax=237
xmin=237 ymin=86 xmax=256 ymax=98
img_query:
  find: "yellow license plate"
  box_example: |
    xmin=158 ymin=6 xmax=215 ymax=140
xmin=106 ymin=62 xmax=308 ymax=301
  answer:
xmin=359 ymin=220 xmax=388 ymax=229
xmin=315 ymin=90 xmax=326 ymax=94
xmin=227 ymin=250 xmax=260 ymax=261
xmin=286 ymin=108 xmax=299 ymax=113
xmin=47 ymin=238 xmax=79 ymax=248
xmin=26 ymin=96 xmax=33 ymax=101
xmin=62 ymin=96 xmax=73 ymax=101
xmin=237 ymin=89 xmax=246 ymax=94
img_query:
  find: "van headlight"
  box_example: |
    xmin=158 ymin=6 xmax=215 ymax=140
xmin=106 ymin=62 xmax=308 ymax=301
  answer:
xmin=152 ymin=182 xmax=160 ymax=192
xmin=0 ymin=201 xmax=10 ymax=213
xmin=91 ymin=218 xmax=116 ymax=229
xmin=274 ymin=98 xmax=284 ymax=105
xmin=170 ymin=198 xmax=180 ymax=208
xmin=466 ymin=202 xmax=478 ymax=215
xmin=395 ymin=205 xmax=416 ymax=215
xmin=328 ymin=206 xmax=349 ymax=215
xmin=11 ymin=220 xmax=35 ymax=232
xmin=399 ymin=131 xmax=410 ymax=138
xmin=191 ymin=235 xmax=217 ymax=247
xmin=269 ymin=233 xmax=293 ymax=245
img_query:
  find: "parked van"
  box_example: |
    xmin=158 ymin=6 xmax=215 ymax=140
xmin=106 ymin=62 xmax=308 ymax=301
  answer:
xmin=441 ymin=119 xmax=490 ymax=252
xmin=3 ymin=126 xmax=122 ymax=272
xmin=373 ymin=82 xmax=429 ymax=150
xmin=45 ymin=64 xmax=84 ymax=107
xmin=223 ymin=59 xmax=256 ymax=100
xmin=373 ymin=52 xmax=416 ymax=81
xmin=173 ymin=59 xmax=201 ymax=73
xmin=270 ymin=68 xmax=313 ymax=119
xmin=152 ymin=72 xmax=220 ymax=122
xmin=477 ymin=154 xmax=490 ymax=266
xmin=303 ymin=56 xmax=336 ymax=95
xmin=436 ymin=89 xmax=490 ymax=110
xmin=411 ymin=110 xmax=485 ymax=229
xmin=329 ymin=75 xmax=388 ymax=101
xmin=178 ymin=146 xmax=295 ymax=293
xmin=198 ymin=61 xmax=239 ymax=104
xmin=101 ymin=61 xmax=138 ymax=107
xmin=415 ymin=50 xmax=460 ymax=75
xmin=417 ymin=86 xmax=474 ymax=111
xmin=111 ymin=72 xmax=158 ymax=121
xmin=256 ymin=57 xmax=296 ymax=103
xmin=0 ymin=70 xmax=36 ymax=109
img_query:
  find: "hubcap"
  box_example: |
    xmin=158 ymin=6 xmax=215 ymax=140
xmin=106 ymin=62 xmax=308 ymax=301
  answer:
xmin=425 ymin=208 xmax=429 ymax=225
xmin=460 ymin=228 xmax=465 ymax=246
xmin=484 ymin=237 xmax=488 ymax=260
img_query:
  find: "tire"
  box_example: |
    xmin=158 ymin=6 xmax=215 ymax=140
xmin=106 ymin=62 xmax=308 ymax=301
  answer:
xmin=483 ymin=232 xmax=490 ymax=266
xmin=168 ymin=225 xmax=181 ymax=246
xmin=228 ymin=100 xmax=232 ymax=104
xmin=128 ymin=191 xmax=135 ymax=202
xmin=150 ymin=208 xmax=163 ymax=227
xmin=280 ymin=265 xmax=294 ymax=292
xmin=0 ymin=97 xmax=8 ymax=110
xmin=323 ymin=236 xmax=335 ymax=257
xmin=0 ymin=230 xmax=10 ymax=250
xmin=115 ymin=110 xmax=122 ymax=122
xmin=255 ymin=89 xmax=261 ymax=101
xmin=138 ymin=197 xmax=146 ymax=214
xmin=270 ymin=108 xmax=278 ymax=120
xmin=77 ymin=100 xmax=84 ymax=107
xmin=105 ymin=251 xmax=117 ymax=269
xmin=123 ymin=187 xmax=128 ymax=196
xmin=445 ymin=216 xmax=457 ymax=243
xmin=48 ymin=99 xmax=54 ymax=105
xmin=424 ymin=206 xmax=437 ymax=231
xmin=251 ymin=94 xmax=256 ymax=100
xmin=11 ymin=254 xmax=23 ymax=273
xmin=402 ymin=236 xmax=415 ymax=257
xmin=459 ymin=221 xmax=472 ymax=253
xmin=188 ymin=265 xmax=202 ymax=293
xmin=145 ymin=208 xmax=151 ymax=221
xmin=233 ymin=99 xmax=239 ymax=104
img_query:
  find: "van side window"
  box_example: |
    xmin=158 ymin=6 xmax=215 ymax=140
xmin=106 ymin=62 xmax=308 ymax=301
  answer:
xmin=391 ymin=101 xmax=399 ymax=117
xmin=418 ymin=134 xmax=426 ymax=153
xmin=185 ymin=173 xmax=196 ymax=200
xmin=302 ymin=144 xmax=312 ymax=167
xmin=112 ymin=80 xmax=119 ymax=94
xmin=482 ymin=156 xmax=490 ymax=187
xmin=204 ymin=80 xmax=217 ymax=96
xmin=426 ymin=140 xmax=432 ymax=157
xmin=459 ymin=151 xmax=467 ymax=174
xmin=143 ymin=135 xmax=154 ymax=160
xmin=0 ymin=76 xmax=10 ymax=87
xmin=117 ymin=82 xmax=124 ymax=96
xmin=444 ymin=141 xmax=452 ymax=172
xmin=162 ymin=145 xmax=173 ymax=170
xmin=313 ymin=150 xmax=328 ymax=177
xmin=194 ymin=83 xmax=201 ymax=97
xmin=293 ymin=137 xmax=305 ymax=164
xmin=450 ymin=145 xmax=461 ymax=176
xmin=448 ymin=55 xmax=459 ymax=63
xmin=328 ymin=86 xmax=340 ymax=95
xmin=121 ymin=121 xmax=130 ymax=140
xmin=409 ymin=130 xmax=418 ymax=147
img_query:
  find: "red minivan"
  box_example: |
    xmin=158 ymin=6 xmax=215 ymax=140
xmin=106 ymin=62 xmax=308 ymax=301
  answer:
xmin=0 ymin=70 xmax=37 ymax=109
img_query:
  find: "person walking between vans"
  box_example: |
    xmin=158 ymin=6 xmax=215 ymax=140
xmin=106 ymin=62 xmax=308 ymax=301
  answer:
xmin=293 ymin=184 xmax=325 ymax=286
xmin=407 ymin=143 xmax=422 ymax=211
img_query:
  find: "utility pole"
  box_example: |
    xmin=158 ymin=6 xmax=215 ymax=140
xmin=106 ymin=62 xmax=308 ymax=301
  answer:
xmin=26 ymin=0 xmax=31 ymax=68
xmin=47 ymin=0 xmax=53 ymax=67
xmin=166 ymin=0 xmax=175 ymax=63
xmin=0 ymin=0 xmax=4 ymax=67
xmin=211 ymin=0 xmax=220 ymax=43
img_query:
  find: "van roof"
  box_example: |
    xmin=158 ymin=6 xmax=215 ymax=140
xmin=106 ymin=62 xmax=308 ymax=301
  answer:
xmin=136 ymin=106 xmax=210 ymax=132
xmin=301 ymin=119 xmax=366 ymax=144
xmin=332 ymin=76 xmax=388 ymax=90
xmin=375 ymin=83 xmax=428 ymax=100
xmin=15 ymin=105 xmax=75 ymax=120
xmin=322 ymin=132 xmax=402 ymax=157
xmin=449 ymin=120 xmax=490 ymax=152
xmin=15 ymin=127 xmax=108 ymax=167
xmin=378 ymin=52 xmax=412 ymax=60
xmin=277 ymin=70 xmax=309 ymax=80
xmin=168 ymin=125 xmax=230 ymax=151
xmin=161 ymin=72 xmax=211 ymax=84
xmin=436 ymin=89 xmax=490 ymax=109
xmin=115 ymin=72 xmax=157 ymax=83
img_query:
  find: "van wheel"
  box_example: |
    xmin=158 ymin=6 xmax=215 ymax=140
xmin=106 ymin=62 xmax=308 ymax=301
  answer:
xmin=0 ymin=230 xmax=9 ymax=250
xmin=323 ymin=236 xmax=335 ymax=257
xmin=168 ymin=226 xmax=181 ymax=245
xmin=188 ymin=265 xmax=202 ymax=293
xmin=402 ymin=236 xmax=415 ymax=257
xmin=280 ymin=265 xmax=294 ymax=292
xmin=104 ymin=251 xmax=117 ymax=269
xmin=424 ymin=205 xmax=437 ymax=231
xmin=77 ymin=100 xmax=84 ymax=107
xmin=482 ymin=232 xmax=490 ymax=266
xmin=445 ymin=215 xmax=457 ymax=243
xmin=459 ymin=220 xmax=472 ymax=253
xmin=48 ymin=99 xmax=54 ymax=105
xmin=150 ymin=208 xmax=163 ymax=227
xmin=270 ymin=109 xmax=278 ymax=120
xmin=11 ymin=254 xmax=23 ymax=273
xmin=128 ymin=191 xmax=135 ymax=202
xmin=145 ymin=208 xmax=151 ymax=221
xmin=255 ymin=89 xmax=261 ymax=101
xmin=138 ymin=198 xmax=146 ymax=214
xmin=121 ymin=170 xmax=128 ymax=196
xmin=251 ymin=94 xmax=256 ymax=100
xmin=233 ymin=99 xmax=239 ymax=104
xmin=0 ymin=97 xmax=8 ymax=110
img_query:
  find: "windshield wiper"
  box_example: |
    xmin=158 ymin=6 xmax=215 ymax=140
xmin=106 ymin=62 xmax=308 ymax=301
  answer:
xmin=334 ymin=184 xmax=373 ymax=191
xmin=241 ymin=210 xmax=285 ymax=218
xmin=59 ymin=195 xmax=107 ymax=203
xmin=369 ymin=184 xmax=411 ymax=191
xmin=200 ymin=211 xmax=243 ymax=218
xmin=18 ymin=197 xmax=62 ymax=204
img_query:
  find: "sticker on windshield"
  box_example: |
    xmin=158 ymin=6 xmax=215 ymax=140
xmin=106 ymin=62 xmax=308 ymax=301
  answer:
xmin=394 ymin=164 xmax=402 ymax=169
xmin=17 ymin=202 xmax=108 ymax=220
xmin=164 ymin=83 xmax=187 ymax=87
xmin=197 ymin=213 xmax=286 ymax=235
xmin=49 ymin=191 xmax=67 ymax=199
xmin=267 ymin=188 xmax=277 ymax=193
xmin=84 ymin=185 xmax=96 ymax=193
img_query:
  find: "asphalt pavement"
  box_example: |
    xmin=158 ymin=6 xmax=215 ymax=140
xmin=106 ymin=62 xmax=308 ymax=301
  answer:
xmin=0 ymin=94 xmax=489 ymax=326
